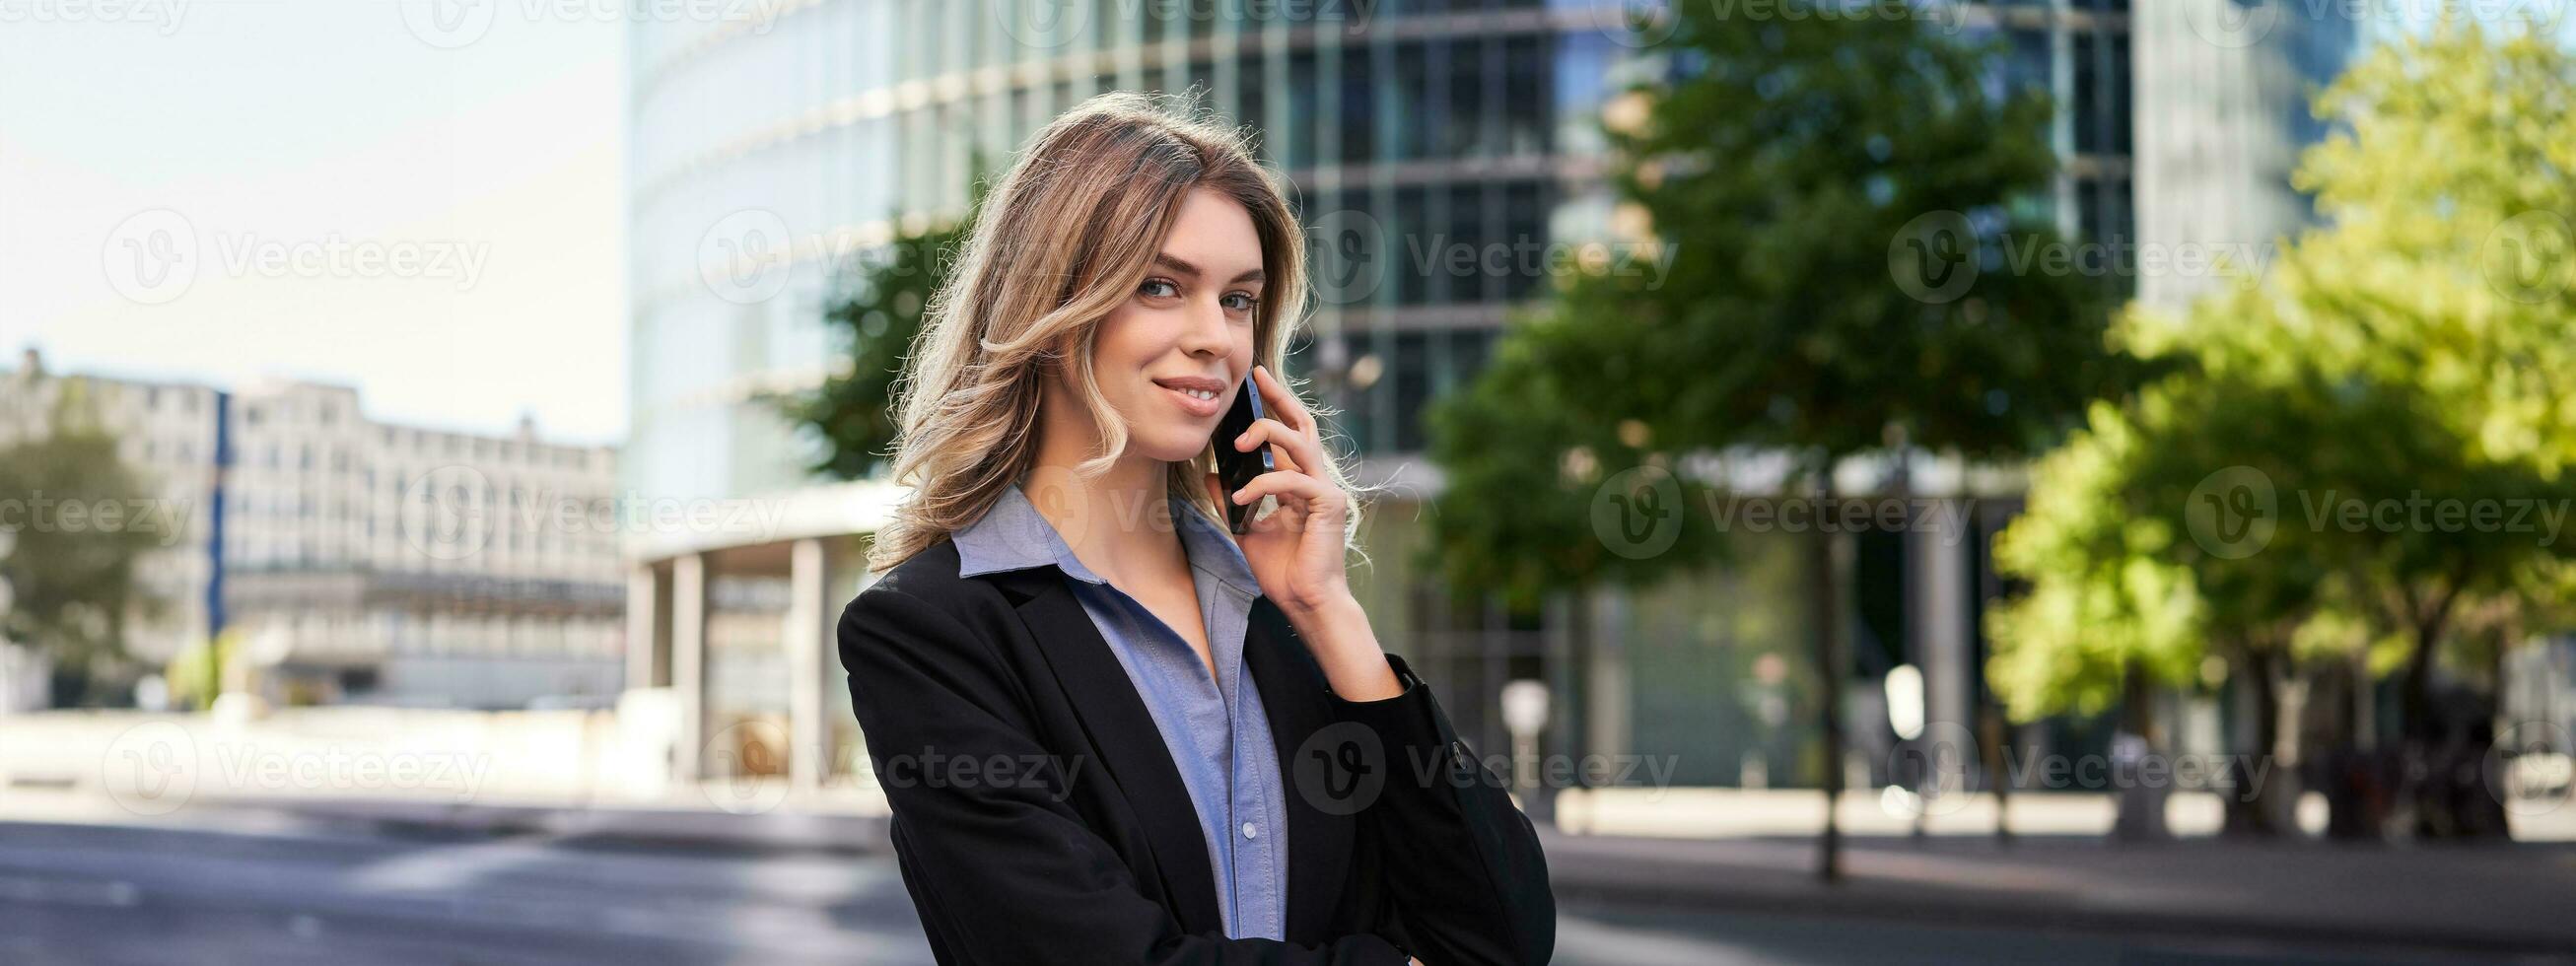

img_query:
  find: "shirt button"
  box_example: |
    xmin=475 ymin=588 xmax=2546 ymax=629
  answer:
xmin=1241 ymin=822 xmax=1258 ymax=840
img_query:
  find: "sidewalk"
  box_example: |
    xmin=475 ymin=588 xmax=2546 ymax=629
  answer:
xmin=6 ymin=699 xmax=2571 ymax=958
xmin=10 ymin=784 xmax=2569 ymax=958
xmin=1540 ymin=829 xmax=2576 ymax=958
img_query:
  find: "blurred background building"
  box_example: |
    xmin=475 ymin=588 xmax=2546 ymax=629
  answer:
xmin=621 ymin=1 xmax=2357 ymax=794
xmin=2133 ymin=0 xmax=2366 ymax=311
xmin=0 ymin=349 xmax=624 ymax=711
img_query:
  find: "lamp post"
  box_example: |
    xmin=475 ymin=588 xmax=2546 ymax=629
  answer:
xmin=1501 ymin=679 xmax=1550 ymax=821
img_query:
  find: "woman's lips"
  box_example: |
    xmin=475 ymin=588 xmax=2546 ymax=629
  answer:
xmin=1152 ymin=376 xmax=1227 ymax=417
xmin=1158 ymin=379 xmax=1225 ymax=419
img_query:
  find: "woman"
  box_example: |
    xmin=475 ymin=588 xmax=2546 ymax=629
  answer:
xmin=837 ymin=93 xmax=1554 ymax=965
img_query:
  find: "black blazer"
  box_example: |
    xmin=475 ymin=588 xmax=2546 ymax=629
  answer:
xmin=836 ymin=538 xmax=1555 ymax=965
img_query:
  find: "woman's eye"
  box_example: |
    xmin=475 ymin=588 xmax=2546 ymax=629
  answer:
xmin=1139 ymin=279 xmax=1179 ymax=299
xmin=1220 ymin=292 xmax=1259 ymax=312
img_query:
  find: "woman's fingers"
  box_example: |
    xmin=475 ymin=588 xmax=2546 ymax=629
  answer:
xmin=1232 ymin=416 xmax=1313 ymax=474
xmin=1250 ymin=364 xmax=1311 ymax=432
xmin=1231 ymin=469 xmax=1345 ymax=519
xmin=1230 ymin=367 xmax=1344 ymax=533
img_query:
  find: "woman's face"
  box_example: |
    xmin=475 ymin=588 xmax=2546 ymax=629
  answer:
xmin=1084 ymin=186 xmax=1266 ymax=463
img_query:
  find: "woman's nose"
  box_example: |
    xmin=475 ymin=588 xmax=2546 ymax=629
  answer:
xmin=1179 ymin=297 xmax=1230 ymax=355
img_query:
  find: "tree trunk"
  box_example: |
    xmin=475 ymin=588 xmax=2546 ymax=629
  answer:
xmin=1810 ymin=470 xmax=1844 ymax=882
xmin=2222 ymin=645 xmax=2291 ymax=837
xmin=2318 ymin=656 xmax=2386 ymax=841
xmin=2398 ymin=594 xmax=2456 ymax=839
xmin=2401 ymin=614 xmax=2441 ymax=746
xmin=1984 ymin=706 xmax=2013 ymax=845
xmin=2111 ymin=659 xmax=2171 ymax=842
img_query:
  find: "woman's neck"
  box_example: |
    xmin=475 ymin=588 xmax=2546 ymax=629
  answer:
xmin=1026 ymin=390 xmax=1187 ymax=589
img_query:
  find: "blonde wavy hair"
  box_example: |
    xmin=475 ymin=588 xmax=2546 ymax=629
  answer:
xmin=866 ymin=92 xmax=1363 ymax=575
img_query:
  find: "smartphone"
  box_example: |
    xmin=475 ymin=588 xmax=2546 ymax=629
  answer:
xmin=1213 ymin=374 xmax=1274 ymax=533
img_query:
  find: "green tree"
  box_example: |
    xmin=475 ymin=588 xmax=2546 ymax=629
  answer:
xmin=780 ymin=212 xmax=973 ymax=480
xmin=1990 ymin=22 xmax=2576 ymax=840
xmin=0 ymin=378 xmax=169 ymax=705
xmin=162 ymin=628 xmax=243 ymax=713
xmin=1987 ymin=327 xmax=2423 ymax=836
xmin=1426 ymin=5 xmax=2127 ymax=877
xmin=2276 ymin=23 xmax=2576 ymax=769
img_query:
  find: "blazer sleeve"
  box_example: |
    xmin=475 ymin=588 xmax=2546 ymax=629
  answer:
xmin=839 ymin=584 xmax=1411 ymax=966
xmin=1326 ymin=653 xmax=1556 ymax=966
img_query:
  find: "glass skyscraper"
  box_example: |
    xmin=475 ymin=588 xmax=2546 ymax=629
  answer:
xmin=623 ymin=1 xmax=2346 ymax=797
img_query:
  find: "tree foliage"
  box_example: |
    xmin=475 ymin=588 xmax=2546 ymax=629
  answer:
xmin=1987 ymin=23 xmax=2576 ymax=728
xmin=782 ymin=211 xmax=973 ymax=481
xmin=0 ymin=379 xmax=167 ymax=681
xmin=1427 ymin=4 xmax=2123 ymax=600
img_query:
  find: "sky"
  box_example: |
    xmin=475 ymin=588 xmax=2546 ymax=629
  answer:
xmin=0 ymin=0 xmax=629 ymax=446
xmin=2 ymin=3 xmax=2565 ymax=453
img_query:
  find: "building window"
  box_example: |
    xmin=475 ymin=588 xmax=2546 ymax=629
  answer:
xmin=1337 ymin=52 xmax=1373 ymax=167
xmin=1500 ymin=34 xmax=1548 ymax=156
xmin=1446 ymin=34 xmax=1488 ymax=159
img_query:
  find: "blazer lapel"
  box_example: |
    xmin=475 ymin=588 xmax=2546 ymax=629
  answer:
xmin=987 ymin=567 xmax=1224 ymax=935
xmin=1244 ymin=596 xmax=1357 ymax=943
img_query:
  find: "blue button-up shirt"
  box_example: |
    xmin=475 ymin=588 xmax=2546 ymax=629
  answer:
xmin=951 ymin=482 xmax=1290 ymax=940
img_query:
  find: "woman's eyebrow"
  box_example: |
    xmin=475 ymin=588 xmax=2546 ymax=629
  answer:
xmin=1154 ymin=252 xmax=1264 ymax=287
xmin=1151 ymin=252 xmax=1201 ymax=278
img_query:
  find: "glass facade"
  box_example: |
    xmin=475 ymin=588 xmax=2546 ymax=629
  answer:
xmin=2131 ymin=0 xmax=2359 ymax=310
xmin=627 ymin=2 xmax=2308 ymax=790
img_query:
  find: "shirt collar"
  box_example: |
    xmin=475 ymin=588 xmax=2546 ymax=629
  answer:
xmin=952 ymin=482 xmax=1261 ymax=598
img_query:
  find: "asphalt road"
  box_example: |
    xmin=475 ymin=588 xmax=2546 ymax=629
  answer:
xmin=0 ymin=818 xmax=2500 ymax=965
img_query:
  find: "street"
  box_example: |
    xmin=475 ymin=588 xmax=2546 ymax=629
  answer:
xmin=0 ymin=817 xmax=2499 ymax=965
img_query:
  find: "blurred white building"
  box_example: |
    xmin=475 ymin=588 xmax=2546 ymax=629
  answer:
xmin=0 ymin=349 xmax=626 ymax=709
